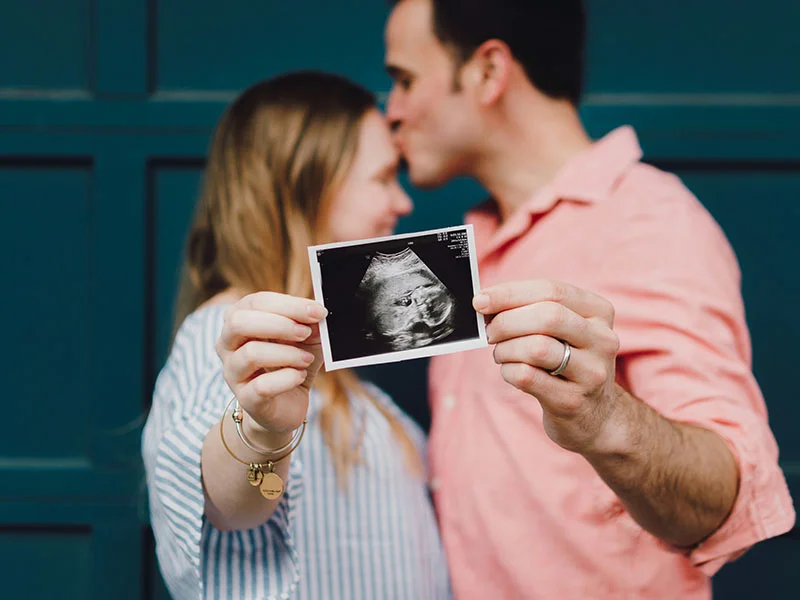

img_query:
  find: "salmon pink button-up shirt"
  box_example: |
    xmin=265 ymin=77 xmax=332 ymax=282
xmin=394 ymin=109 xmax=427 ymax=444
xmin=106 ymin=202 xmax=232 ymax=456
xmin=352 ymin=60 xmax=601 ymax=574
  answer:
xmin=428 ymin=126 xmax=795 ymax=600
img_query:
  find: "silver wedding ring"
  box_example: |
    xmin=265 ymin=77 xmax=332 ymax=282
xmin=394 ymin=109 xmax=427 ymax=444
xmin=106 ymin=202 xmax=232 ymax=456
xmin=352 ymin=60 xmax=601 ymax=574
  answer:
xmin=549 ymin=341 xmax=571 ymax=377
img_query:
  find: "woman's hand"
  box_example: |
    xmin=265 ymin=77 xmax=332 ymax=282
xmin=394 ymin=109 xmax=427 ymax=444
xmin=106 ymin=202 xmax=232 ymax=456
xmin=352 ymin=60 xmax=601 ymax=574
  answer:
xmin=216 ymin=292 xmax=328 ymax=436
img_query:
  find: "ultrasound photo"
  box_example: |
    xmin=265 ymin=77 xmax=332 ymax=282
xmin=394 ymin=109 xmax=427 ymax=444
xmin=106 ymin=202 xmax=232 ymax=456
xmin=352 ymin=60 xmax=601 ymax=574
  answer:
xmin=308 ymin=225 xmax=487 ymax=371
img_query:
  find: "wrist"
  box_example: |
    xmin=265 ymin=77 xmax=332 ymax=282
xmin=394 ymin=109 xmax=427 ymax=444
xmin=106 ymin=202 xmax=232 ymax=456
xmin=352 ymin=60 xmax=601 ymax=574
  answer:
xmin=241 ymin=410 xmax=295 ymax=449
xmin=582 ymin=385 xmax=641 ymax=462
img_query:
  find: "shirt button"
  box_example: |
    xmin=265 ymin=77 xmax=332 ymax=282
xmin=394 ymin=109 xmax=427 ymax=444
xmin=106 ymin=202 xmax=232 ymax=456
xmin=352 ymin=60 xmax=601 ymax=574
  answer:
xmin=442 ymin=395 xmax=456 ymax=410
xmin=429 ymin=477 xmax=441 ymax=492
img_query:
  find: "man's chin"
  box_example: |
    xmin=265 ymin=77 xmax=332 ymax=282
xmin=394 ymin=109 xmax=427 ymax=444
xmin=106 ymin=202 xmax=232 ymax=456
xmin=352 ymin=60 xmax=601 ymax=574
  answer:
xmin=407 ymin=165 xmax=450 ymax=190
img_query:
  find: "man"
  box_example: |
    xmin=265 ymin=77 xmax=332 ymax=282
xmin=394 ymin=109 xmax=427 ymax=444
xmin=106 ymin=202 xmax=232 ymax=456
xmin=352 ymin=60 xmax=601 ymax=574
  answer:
xmin=384 ymin=1 xmax=795 ymax=598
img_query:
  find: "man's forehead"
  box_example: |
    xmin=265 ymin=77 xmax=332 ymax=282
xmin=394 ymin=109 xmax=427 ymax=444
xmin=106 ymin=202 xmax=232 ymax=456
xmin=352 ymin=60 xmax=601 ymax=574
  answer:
xmin=385 ymin=0 xmax=436 ymax=59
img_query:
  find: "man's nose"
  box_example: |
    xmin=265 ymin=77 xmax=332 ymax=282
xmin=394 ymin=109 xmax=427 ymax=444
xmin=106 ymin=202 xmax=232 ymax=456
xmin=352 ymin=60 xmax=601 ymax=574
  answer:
xmin=386 ymin=89 xmax=403 ymax=130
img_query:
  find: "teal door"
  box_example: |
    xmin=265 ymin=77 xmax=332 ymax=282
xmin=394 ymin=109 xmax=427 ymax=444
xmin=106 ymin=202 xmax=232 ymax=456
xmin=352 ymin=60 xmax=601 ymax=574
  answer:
xmin=1 ymin=1 xmax=796 ymax=598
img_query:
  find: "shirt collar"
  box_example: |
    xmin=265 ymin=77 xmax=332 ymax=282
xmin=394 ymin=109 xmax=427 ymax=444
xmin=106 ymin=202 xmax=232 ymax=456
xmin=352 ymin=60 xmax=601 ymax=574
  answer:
xmin=523 ymin=125 xmax=644 ymax=214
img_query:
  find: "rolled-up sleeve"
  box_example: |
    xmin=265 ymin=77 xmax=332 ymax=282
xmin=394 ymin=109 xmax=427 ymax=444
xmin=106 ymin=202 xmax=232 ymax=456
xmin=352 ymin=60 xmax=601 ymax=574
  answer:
xmin=142 ymin=308 xmax=303 ymax=599
xmin=603 ymin=185 xmax=796 ymax=574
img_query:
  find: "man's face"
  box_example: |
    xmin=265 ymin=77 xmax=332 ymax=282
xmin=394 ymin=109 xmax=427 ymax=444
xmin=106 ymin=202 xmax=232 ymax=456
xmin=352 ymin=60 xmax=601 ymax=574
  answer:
xmin=384 ymin=0 xmax=480 ymax=188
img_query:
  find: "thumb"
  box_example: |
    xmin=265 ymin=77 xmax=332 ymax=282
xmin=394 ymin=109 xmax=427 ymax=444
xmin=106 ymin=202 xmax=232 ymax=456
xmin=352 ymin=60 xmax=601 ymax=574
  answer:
xmin=301 ymin=323 xmax=325 ymax=385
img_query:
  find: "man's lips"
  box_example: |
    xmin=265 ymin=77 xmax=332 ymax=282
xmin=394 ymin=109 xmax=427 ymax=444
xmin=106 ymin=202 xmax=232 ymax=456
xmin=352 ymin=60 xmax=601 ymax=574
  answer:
xmin=393 ymin=135 xmax=407 ymax=155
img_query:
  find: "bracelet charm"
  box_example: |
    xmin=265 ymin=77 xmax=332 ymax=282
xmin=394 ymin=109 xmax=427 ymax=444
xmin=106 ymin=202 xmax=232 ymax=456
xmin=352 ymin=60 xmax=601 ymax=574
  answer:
xmin=259 ymin=462 xmax=284 ymax=500
xmin=248 ymin=464 xmax=264 ymax=487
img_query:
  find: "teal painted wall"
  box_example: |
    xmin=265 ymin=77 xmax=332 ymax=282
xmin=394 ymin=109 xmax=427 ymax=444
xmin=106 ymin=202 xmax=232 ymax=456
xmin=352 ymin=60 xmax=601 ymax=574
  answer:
xmin=0 ymin=1 xmax=797 ymax=598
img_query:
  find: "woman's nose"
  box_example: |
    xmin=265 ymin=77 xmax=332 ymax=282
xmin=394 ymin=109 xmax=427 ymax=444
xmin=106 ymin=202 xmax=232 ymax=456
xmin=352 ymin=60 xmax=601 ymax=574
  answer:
xmin=394 ymin=187 xmax=413 ymax=216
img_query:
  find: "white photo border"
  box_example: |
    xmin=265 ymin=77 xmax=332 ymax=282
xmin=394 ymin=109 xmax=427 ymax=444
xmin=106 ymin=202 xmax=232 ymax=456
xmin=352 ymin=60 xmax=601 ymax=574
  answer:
xmin=308 ymin=224 xmax=488 ymax=371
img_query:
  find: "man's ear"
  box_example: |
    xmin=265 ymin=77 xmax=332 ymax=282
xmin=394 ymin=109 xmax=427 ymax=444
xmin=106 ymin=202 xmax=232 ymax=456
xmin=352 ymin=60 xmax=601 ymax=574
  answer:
xmin=466 ymin=39 xmax=512 ymax=106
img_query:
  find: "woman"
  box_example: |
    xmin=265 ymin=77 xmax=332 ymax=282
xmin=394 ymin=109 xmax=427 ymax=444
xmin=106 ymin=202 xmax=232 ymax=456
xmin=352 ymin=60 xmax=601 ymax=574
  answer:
xmin=142 ymin=71 xmax=450 ymax=600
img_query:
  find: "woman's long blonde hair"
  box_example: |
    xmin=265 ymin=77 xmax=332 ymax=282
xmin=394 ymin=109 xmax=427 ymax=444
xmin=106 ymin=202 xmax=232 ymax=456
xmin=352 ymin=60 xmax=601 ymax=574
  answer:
xmin=174 ymin=71 xmax=419 ymax=483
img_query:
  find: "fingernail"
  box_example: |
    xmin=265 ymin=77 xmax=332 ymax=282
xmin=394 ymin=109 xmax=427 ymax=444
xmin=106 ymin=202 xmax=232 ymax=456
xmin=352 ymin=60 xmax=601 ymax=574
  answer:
xmin=307 ymin=303 xmax=328 ymax=319
xmin=473 ymin=294 xmax=490 ymax=312
xmin=294 ymin=324 xmax=312 ymax=339
xmin=301 ymin=352 xmax=315 ymax=365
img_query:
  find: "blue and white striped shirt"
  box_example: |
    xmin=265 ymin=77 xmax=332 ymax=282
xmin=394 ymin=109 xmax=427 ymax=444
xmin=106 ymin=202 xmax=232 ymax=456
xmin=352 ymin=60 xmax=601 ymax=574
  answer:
xmin=142 ymin=305 xmax=451 ymax=600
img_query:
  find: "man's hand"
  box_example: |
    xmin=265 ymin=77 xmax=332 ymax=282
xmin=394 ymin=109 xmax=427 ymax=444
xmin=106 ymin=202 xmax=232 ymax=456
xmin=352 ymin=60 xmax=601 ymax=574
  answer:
xmin=474 ymin=279 xmax=622 ymax=454
xmin=474 ymin=279 xmax=741 ymax=547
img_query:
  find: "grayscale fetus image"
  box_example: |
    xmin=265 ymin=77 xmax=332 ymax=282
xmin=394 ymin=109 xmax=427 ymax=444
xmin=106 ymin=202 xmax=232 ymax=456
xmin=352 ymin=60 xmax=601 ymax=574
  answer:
xmin=357 ymin=247 xmax=457 ymax=351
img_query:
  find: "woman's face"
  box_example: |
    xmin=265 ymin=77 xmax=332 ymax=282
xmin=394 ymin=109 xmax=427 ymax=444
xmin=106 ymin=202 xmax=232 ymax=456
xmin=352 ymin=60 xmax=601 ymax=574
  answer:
xmin=325 ymin=109 xmax=413 ymax=242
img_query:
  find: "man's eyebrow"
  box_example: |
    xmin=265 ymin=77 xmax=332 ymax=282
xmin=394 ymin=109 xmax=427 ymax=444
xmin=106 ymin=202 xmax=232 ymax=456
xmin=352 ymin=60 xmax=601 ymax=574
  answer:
xmin=385 ymin=64 xmax=411 ymax=79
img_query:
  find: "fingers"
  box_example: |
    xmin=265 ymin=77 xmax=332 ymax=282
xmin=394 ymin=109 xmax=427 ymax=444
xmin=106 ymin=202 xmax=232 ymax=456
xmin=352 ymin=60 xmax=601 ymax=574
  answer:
xmin=481 ymin=281 xmax=620 ymax=400
xmin=236 ymin=291 xmax=327 ymax=324
xmin=236 ymin=368 xmax=309 ymax=408
xmin=214 ymin=293 xmax=325 ymax=433
xmin=499 ymin=362 xmax=564 ymax=404
xmin=226 ymin=340 xmax=315 ymax=385
xmin=493 ymin=335 xmax=568 ymax=373
xmin=485 ymin=301 xmax=617 ymax=352
xmin=474 ymin=279 xmax=615 ymax=326
xmin=479 ymin=281 xmax=622 ymax=453
xmin=219 ymin=310 xmax=312 ymax=352
xmin=498 ymin=362 xmax=599 ymax=422
xmin=219 ymin=291 xmax=327 ymax=353
xmin=492 ymin=335 xmax=611 ymax=387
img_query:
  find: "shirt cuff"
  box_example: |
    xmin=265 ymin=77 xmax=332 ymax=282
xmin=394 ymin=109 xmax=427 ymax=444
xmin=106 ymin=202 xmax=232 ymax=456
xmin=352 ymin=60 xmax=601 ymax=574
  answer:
xmin=658 ymin=413 xmax=795 ymax=575
xmin=151 ymin=409 xmax=304 ymax=599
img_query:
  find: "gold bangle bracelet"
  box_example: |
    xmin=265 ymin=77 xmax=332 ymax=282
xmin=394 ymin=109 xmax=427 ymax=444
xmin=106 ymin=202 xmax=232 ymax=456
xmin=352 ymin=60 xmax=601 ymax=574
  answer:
xmin=232 ymin=399 xmax=306 ymax=457
xmin=218 ymin=395 xmax=306 ymax=501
